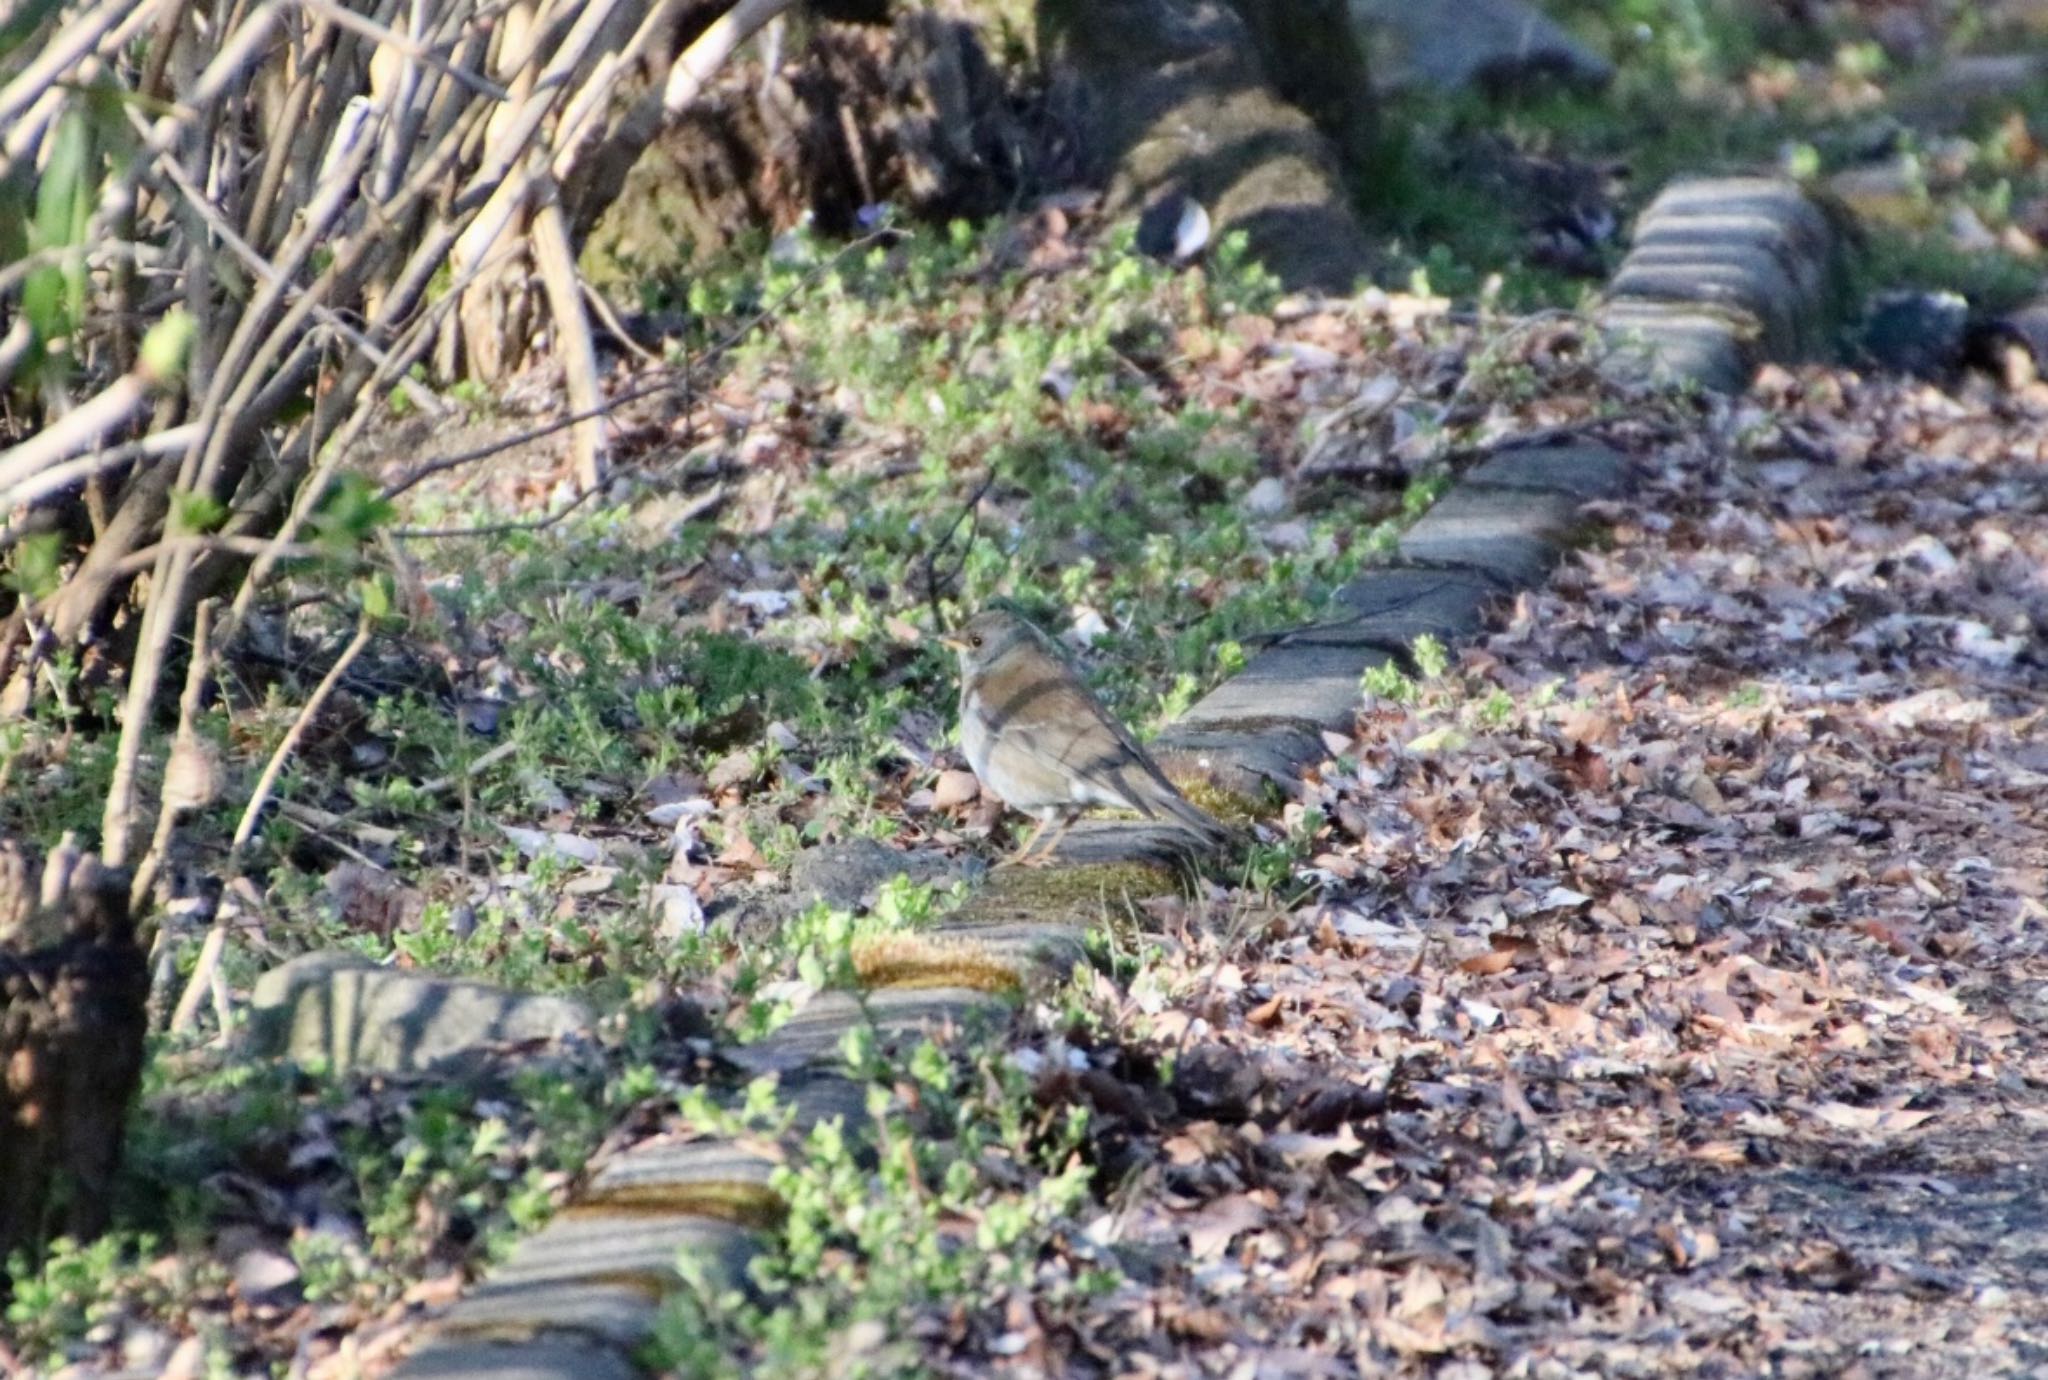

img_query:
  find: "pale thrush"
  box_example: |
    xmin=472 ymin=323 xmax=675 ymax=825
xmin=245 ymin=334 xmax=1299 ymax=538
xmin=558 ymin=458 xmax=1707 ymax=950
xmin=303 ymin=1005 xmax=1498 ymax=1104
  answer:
xmin=943 ymin=608 xmax=1229 ymax=863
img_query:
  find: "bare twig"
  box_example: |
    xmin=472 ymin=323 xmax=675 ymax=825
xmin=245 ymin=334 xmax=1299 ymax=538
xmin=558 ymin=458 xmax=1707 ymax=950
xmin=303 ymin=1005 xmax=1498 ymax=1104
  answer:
xmin=230 ymin=609 xmax=374 ymax=861
xmin=277 ymin=799 xmax=401 ymax=852
xmin=582 ymin=280 xmax=664 ymax=365
xmin=0 ymin=0 xmax=140 ymax=145
xmin=380 ymin=229 xmax=893 ymax=500
xmin=663 ymin=0 xmax=799 ymax=115
xmin=414 ymin=737 xmax=517 ymax=794
xmin=0 ymin=376 xmax=153 ymax=494
xmin=0 ymin=425 xmax=198 ymax=519
xmin=529 ymin=188 xmax=608 ymax=490
xmin=921 ymin=467 xmax=998 ymax=630
xmin=167 ymin=922 xmax=226 ymax=1035
xmin=100 ymin=544 xmax=197 ymax=867
xmin=379 ymin=384 xmax=672 ymax=500
xmin=293 ymin=0 xmax=511 ymax=101
xmin=105 ymin=534 xmax=337 ymax=582
xmin=130 ymin=600 xmax=215 ymax=912
xmin=391 ymin=482 xmax=607 ymax=538
xmin=136 ymin=121 xmax=449 ymax=416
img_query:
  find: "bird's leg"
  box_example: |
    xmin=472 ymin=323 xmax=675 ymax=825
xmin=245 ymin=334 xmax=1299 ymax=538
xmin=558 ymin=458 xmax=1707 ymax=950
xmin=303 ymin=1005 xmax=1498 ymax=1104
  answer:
xmin=1029 ymin=811 xmax=1077 ymax=866
xmin=1001 ymin=813 xmax=1057 ymax=867
xmin=1002 ymin=810 xmax=1080 ymax=867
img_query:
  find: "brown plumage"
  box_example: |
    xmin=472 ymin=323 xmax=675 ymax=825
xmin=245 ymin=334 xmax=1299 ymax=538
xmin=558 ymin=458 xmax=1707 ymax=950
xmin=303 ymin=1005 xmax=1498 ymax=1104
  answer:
xmin=943 ymin=608 xmax=1229 ymax=862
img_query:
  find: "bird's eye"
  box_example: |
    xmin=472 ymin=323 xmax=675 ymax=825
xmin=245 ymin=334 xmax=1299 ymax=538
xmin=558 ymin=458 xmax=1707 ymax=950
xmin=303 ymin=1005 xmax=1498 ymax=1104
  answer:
xmin=968 ymin=634 xmax=984 ymax=649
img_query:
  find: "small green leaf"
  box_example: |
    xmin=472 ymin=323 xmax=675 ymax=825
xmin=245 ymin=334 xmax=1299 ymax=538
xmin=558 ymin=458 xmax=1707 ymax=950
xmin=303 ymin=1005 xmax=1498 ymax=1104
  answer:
xmin=311 ymin=473 xmax=396 ymax=546
xmin=4 ymin=532 xmax=64 ymax=599
xmin=137 ymin=309 xmax=196 ymax=386
xmin=795 ymin=948 xmax=826 ymax=991
xmin=1412 ymin=633 xmax=1449 ymax=680
xmin=1405 ymin=725 xmax=1469 ymax=755
xmin=168 ymin=489 xmax=228 ymax=536
xmin=358 ymin=573 xmax=394 ymax=621
xmin=27 ymin=105 xmax=95 ymax=348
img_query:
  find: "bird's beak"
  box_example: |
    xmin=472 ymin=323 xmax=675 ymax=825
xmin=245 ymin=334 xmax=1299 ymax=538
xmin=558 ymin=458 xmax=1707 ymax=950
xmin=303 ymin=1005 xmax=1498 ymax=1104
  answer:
xmin=938 ymin=634 xmax=967 ymax=652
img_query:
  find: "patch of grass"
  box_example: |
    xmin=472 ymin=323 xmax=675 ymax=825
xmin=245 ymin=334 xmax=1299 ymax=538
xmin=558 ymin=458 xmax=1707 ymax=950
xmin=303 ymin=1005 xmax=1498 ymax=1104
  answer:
xmin=648 ymin=1035 xmax=1102 ymax=1379
xmin=2 ymin=1233 xmax=210 ymax=1373
xmin=1854 ymin=220 xmax=2042 ymax=315
xmin=735 ymin=877 xmax=963 ymax=1039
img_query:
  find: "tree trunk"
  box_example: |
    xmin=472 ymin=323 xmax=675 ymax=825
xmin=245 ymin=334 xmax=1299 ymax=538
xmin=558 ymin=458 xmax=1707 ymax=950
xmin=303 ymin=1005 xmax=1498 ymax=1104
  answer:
xmin=0 ymin=840 xmax=147 ymax=1275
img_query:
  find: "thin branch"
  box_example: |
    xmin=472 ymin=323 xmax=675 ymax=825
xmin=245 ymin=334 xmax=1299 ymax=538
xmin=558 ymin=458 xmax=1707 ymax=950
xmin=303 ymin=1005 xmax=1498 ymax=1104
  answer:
xmin=0 ymin=427 xmax=197 ymax=522
xmin=168 ymin=921 xmax=226 ymax=1035
xmin=378 ymin=382 xmax=673 ymax=500
xmin=529 ymin=186 xmax=607 ymax=490
xmin=391 ymin=482 xmax=606 ymax=538
xmin=0 ymin=376 xmax=153 ymax=495
xmin=582 ymin=279 xmax=664 ymax=365
xmin=130 ymin=599 xmax=215 ymax=913
xmin=136 ymin=118 xmax=449 ymax=417
xmin=293 ymin=0 xmax=510 ymax=101
xmin=102 ymin=542 xmax=203 ymax=866
xmin=0 ymin=0 xmax=140 ymax=138
xmin=921 ymin=466 xmax=998 ymax=630
xmin=277 ymin=799 xmax=401 ymax=853
xmin=105 ymin=534 xmax=336 ymax=581
xmin=663 ymin=0 xmax=799 ymax=115
xmin=230 ymin=609 xmax=374 ymax=861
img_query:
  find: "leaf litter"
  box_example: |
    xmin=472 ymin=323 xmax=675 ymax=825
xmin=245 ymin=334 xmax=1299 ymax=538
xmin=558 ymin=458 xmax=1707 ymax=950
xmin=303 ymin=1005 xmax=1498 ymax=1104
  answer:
xmin=993 ymin=361 xmax=2048 ymax=1378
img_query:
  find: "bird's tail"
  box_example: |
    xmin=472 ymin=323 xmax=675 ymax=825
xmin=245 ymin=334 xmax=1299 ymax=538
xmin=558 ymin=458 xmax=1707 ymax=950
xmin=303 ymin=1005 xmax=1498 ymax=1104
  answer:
xmin=1149 ymin=777 xmax=1240 ymax=852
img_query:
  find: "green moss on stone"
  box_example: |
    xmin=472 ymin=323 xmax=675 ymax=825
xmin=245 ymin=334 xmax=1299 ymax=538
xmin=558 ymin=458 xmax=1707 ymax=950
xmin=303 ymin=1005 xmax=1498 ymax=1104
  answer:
xmin=1169 ymin=774 xmax=1272 ymax=826
xmin=970 ymin=860 xmax=1183 ymax=918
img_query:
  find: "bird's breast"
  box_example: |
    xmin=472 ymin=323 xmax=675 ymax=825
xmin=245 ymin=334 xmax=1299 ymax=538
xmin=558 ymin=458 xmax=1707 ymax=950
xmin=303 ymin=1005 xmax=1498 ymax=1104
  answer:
xmin=959 ymin=689 xmax=994 ymax=780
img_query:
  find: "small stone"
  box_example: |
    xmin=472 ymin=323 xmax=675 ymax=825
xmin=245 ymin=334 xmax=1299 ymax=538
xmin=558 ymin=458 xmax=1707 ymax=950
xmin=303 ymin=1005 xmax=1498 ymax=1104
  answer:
xmin=708 ymin=749 xmax=757 ymax=792
xmin=931 ymin=770 xmax=980 ymax=810
xmin=1260 ymin=519 xmax=1311 ymax=551
xmin=786 ymin=838 xmax=981 ymax=913
xmin=496 ymin=823 xmax=604 ymax=865
xmin=1243 ymin=476 xmax=1289 ymax=517
xmin=1353 ymin=0 xmax=1611 ymax=93
xmin=1949 ymin=204 xmax=1998 ymax=252
xmin=1283 ymin=341 xmax=1340 ymax=372
xmin=233 ymin=1248 xmax=300 ymax=1301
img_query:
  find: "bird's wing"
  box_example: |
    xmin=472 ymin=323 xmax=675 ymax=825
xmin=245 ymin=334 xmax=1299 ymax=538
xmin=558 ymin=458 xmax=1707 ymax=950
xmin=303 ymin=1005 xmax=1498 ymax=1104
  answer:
xmin=994 ymin=673 xmax=1206 ymax=822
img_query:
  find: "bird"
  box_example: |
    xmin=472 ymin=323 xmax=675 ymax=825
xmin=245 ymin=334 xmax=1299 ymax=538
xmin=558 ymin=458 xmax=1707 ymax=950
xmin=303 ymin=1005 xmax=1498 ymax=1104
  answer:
xmin=942 ymin=607 xmax=1231 ymax=864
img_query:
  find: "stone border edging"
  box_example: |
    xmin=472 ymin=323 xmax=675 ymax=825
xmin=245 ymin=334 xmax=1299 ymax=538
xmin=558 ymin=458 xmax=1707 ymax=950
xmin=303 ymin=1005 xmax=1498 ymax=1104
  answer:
xmin=1597 ymin=174 xmax=1846 ymax=393
xmin=386 ymin=174 xmax=1841 ymax=1380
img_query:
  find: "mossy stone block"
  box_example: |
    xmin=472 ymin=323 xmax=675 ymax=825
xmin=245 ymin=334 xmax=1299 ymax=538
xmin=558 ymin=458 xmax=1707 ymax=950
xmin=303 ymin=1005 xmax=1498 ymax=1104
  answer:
xmin=1608 ymin=254 xmax=1806 ymax=358
xmin=1597 ymin=303 xmax=1756 ymax=393
xmin=853 ymin=920 xmax=1091 ymax=993
xmin=393 ymin=1338 xmax=641 ymax=1380
xmin=1397 ymin=487 xmax=1584 ymax=588
xmin=1174 ymin=641 xmax=1380 ymax=734
xmin=585 ymin=1141 xmax=783 ymax=1225
xmin=438 ymin=1280 xmax=662 ymax=1349
xmin=778 ymin=1070 xmax=875 ymax=1138
xmin=246 ymin=952 xmax=594 ymax=1077
xmin=861 ymin=984 xmax=1016 ymax=1049
xmin=1311 ymin=567 xmax=1502 ymax=648
xmin=729 ymin=993 xmax=870 ymax=1074
xmin=1153 ymin=722 xmax=1325 ymax=807
xmin=489 ymin=1210 xmax=758 ymax=1293
xmin=1465 ymin=443 xmax=1634 ymax=503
